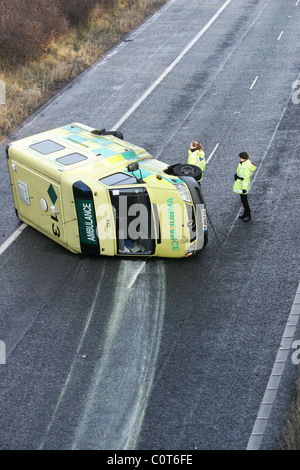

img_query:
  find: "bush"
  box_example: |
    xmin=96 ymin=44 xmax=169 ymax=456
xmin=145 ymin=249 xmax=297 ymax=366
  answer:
xmin=0 ymin=0 xmax=119 ymax=64
xmin=57 ymin=0 xmax=117 ymax=27
xmin=0 ymin=0 xmax=68 ymax=64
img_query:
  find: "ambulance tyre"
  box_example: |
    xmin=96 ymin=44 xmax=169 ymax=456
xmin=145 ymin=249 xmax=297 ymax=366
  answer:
xmin=101 ymin=130 xmax=124 ymax=140
xmin=204 ymin=231 xmax=208 ymax=246
xmin=173 ymin=164 xmax=202 ymax=181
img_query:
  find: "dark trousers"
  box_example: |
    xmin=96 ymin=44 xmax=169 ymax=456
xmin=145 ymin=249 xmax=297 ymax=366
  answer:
xmin=240 ymin=194 xmax=251 ymax=217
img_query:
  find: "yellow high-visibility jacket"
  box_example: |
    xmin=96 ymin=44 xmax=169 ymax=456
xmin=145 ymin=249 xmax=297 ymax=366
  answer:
xmin=233 ymin=160 xmax=256 ymax=194
xmin=188 ymin=149 xmax=205 ymax=181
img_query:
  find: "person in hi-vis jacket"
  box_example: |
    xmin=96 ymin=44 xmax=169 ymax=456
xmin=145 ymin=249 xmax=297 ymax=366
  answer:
xmin=233 ymin=152 xmax=256 ymax=222
xmin=188 ymin=141 xmax=205 ymax=182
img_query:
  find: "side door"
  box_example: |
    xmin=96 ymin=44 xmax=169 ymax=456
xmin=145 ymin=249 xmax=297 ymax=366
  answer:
xmin=9 ymin=161 xmax=66 ymax=244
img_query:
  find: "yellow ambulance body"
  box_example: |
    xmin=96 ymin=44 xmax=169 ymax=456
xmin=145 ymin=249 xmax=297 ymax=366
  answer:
xmin=6 ymin=123 xmax=207 ymax=258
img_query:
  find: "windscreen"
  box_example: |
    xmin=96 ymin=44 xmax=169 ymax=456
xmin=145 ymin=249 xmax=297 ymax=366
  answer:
xmin=109 ymin=187 xmax=155 ymax=255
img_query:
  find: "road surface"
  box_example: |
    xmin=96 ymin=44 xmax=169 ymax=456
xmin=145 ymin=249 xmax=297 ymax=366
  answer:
xmin=0 ymin=0 xmax=299 ymax=450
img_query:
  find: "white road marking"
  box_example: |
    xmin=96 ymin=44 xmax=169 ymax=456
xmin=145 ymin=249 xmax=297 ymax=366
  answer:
xmin=247 ymin=281 xmax=300 ymax=450
xmin=158 ymin=0 xmax=270 ymax=156
xmin=249 ymin=75 xmax=259 ymax=90
xmin=112 ymin=0 xmax=234 ymax=130
xmin=0 ymin=223 xmax=27 ymax=256
xmin=277 ymin=31 xmax=284 ymax=41
xmin=206 ymin=143 xmax=219 ymax=164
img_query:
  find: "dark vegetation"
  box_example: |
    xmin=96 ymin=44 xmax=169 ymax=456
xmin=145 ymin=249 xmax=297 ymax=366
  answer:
xmin=0 ymin=0 xmax=117 ymax=64
xmin=0 ymin=0 xmax=166 ymax=139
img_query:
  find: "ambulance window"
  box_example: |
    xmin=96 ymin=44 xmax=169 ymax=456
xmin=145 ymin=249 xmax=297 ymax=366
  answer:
xmin=56 ymin=153 xmax=87 ymax=165
xmin=30 ymin=140 xmax=65 ymax=154
xmin=99 ymin=173 xmax=137 ymax=186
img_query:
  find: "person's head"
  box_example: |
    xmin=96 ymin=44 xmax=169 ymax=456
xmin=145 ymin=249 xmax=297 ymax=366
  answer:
xmin=190 ymin=141 xmax=202 ymax=151
xmin=239 ymin=152 xmax=249 ymax=161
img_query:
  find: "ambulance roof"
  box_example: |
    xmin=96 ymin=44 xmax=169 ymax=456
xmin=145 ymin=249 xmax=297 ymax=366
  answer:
xmin=9 ymin=123 xmax=150 ymax=174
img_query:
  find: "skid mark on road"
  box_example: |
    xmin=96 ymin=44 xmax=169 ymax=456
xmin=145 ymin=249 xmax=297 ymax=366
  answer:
xmin=39 ymin=261 xmax=107 ymax=449
xmin=71 ymin=259 xmax=166 ymax=450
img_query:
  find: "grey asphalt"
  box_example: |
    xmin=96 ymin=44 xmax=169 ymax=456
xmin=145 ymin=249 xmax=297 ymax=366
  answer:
xmin=0 ymin=0 xmax=299 ymax=450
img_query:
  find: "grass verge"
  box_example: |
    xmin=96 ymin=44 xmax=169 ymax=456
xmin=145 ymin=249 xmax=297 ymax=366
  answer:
xmin=0 ymin=0 xmax=167 ymax=141
xmin=281 ymin=377 xmax=300 ymax=449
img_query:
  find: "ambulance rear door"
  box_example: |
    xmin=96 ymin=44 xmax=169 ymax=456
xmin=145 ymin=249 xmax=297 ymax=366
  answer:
xmin=9 ymin=161 xmax=66 ymax=245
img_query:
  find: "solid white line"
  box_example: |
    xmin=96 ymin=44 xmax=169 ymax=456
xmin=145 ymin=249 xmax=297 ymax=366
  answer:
xmin=277 ymin=31 xmax=284 ymax=41
xmin=206 ymin=143 xmax=219 ymax=164
xmin=249 ymin=75 xmax=259 ymax=90
xmin=0 ymin=223 xmax=27 ymax=256
xmin=247 ymin=281 xmax=300 ymax=450
xmin=112 ymin=0 xmax=234 ymax=130
xmin=296 ymin=0 xmax=299 ymax=6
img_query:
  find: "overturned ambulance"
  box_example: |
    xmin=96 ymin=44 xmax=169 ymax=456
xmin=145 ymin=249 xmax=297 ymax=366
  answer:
xmin=6 ymin=123 xmax=208 ymax=258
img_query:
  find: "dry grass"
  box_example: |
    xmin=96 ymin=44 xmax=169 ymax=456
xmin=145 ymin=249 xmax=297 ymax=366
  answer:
xmin=281 ymin=377 xmax=300 ymax=450
xmin=0 ymin=0 xmax=167 ymax=141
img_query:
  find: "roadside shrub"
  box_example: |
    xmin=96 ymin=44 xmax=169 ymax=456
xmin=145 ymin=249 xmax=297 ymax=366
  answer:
xmin=0 ymin=0 xmax=68 ymax=64
xmin=0 ymin=0 xmax=121 ymax=65
xmin=56 ymin=0 xmax=117 ymax=27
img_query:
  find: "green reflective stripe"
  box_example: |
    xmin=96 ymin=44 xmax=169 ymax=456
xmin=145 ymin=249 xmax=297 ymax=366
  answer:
xmin=75 ymin=198 xmax=98 ymax=246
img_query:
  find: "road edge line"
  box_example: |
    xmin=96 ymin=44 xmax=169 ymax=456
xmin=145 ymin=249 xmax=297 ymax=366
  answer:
xmin=0 ymin=223 xmax=27 ymax=256
xmin=246 ymin=280 xmax=300 ymax=450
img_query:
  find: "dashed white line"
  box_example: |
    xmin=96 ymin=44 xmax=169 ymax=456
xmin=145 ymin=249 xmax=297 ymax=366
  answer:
xmin=277 ymin=31 xmax=284 ymax=41
xmin=206 ymin=143 xmax=219 ymax=164
xmin=249 ymin=75 xmax=259 ymax=90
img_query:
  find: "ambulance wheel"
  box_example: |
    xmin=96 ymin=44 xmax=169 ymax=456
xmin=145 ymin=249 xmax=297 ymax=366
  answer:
xmin=101 ymin=130 xmax=124 ymax=140
xmin=173 ymin=164 xmax=202 ymax=181
xmin=91 ymin=129 xmax=124 ymax=140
